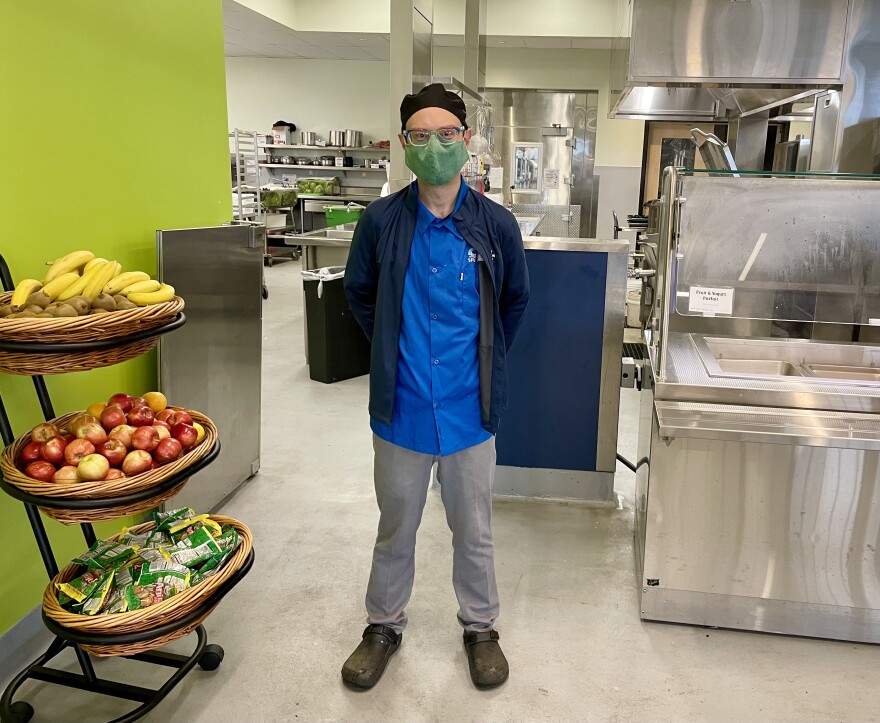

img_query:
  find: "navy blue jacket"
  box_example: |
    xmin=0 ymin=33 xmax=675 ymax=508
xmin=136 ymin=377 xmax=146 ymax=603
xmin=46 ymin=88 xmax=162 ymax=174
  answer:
xmin=344 ymin=182 xmax=530 ymax=435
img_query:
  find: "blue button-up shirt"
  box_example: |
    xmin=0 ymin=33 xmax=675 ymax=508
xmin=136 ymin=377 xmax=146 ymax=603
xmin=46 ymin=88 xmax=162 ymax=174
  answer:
xmin=371 ymin=180 xmax=492 ymax=456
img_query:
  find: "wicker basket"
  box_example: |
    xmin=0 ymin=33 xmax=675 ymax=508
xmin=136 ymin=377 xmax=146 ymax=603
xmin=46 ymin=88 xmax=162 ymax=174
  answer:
xmin=0 ymin=336 xmax=161 ymax=376
xmin=43 ymin=515 xmax=252 ymax=656
xmin=0 ymin=407 xmax=217 ymax=524
xmin=0 ymin=292 xmax=184 ymax=343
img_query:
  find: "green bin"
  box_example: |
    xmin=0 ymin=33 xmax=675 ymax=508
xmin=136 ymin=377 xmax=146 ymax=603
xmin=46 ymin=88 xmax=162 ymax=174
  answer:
xmin=324 ymin=203 xmax=365 ymax=227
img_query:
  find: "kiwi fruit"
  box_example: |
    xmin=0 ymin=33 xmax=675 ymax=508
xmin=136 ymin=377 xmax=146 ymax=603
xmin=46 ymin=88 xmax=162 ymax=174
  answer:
xmin=66 ymin=296 xmax=90 ymax=316
xmin=0 ymin=304 xmax=14 ymax=318
xmin=51 ymin=304 xmax=78 ymax=318
xmin=112 ymin=294 xmax=128 ymax=306
xmin=35 ymin=312 xmax=54 ymax=318
xmin=115 ymin=298 xmax=137 ymax=310
xmin=91 ymin=293 xmax=117 ymax=312
xmin=26 ymin=305 xmax=45 ymax=315
xmin=8 ymin=310 xmax=35 ymax=319
xmin=25 ymin=291 xmax=51 ymax=308
xmin=89 ymin=308 xmax=110 ymax=315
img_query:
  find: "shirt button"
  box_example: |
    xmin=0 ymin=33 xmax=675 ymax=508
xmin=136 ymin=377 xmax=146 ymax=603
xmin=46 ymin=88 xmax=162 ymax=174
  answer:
xmin=431 ymin=267 xmax=438 ymax=273
xmin=432 ymin=314 xmax=438 ymax=320
xmin=433 ymin=358 xmax=440 ymax=365
xmin=434 ymin=403 xmax=442 ymax=410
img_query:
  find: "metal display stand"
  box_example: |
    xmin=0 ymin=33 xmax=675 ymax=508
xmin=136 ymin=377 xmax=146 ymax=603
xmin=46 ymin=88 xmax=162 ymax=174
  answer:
xmin=0 ymin=253 xmax=254 ymax=723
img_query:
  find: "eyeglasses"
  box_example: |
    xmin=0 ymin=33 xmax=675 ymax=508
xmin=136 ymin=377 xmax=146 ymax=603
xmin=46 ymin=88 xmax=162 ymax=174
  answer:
xmin=402 ymin=126 xmax=466 ymax=146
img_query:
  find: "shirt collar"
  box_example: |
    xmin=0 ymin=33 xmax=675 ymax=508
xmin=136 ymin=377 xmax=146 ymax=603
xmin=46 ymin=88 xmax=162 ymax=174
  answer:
xmin=415 ymin=178 xmax=469 ymax=235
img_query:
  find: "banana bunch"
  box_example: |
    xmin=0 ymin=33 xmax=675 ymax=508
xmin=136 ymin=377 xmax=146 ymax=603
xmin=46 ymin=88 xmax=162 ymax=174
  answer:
xmin=1 ymin=250 xmax=177 ymax=321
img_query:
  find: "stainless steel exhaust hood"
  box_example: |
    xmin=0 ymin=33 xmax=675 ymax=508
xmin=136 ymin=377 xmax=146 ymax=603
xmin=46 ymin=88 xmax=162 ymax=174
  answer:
xmin=610 ymin=0 xmax=850 ymax=121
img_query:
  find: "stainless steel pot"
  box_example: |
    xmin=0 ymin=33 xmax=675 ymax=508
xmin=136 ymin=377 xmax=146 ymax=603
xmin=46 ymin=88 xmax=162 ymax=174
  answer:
xmin=344 ymin=130 xmax=362 ymax=148
xmin=328 ymin=130 xmax=346 ymax=146
xmin=301 ymin=132 xmax=318 ymax=146
xmin=319 ymin=156 xmax=335 ymax=166
xmin=279 ymin=156 xmax=294 ymax=165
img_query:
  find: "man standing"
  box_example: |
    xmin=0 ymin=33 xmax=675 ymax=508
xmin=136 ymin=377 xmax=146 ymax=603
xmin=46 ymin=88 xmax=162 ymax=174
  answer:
xmin=342 ymin=84 xmax=529 ymax=690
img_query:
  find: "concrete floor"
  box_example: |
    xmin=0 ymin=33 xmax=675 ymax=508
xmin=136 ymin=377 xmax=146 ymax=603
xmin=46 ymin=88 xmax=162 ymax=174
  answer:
xmin=11 ymin=261 xmax=880 ymax=723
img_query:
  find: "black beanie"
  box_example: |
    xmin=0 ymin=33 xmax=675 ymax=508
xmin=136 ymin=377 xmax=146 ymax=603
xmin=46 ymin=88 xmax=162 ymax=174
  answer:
xmin=400 ymin=83 xmax=468 ymax=131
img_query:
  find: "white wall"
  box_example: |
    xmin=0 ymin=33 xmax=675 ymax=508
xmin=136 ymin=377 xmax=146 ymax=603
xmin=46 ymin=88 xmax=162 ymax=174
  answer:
xmin=225 ymin=57 xmax=391 ymax=141
xmin=226 ymin=47 xmax=645 ymax=236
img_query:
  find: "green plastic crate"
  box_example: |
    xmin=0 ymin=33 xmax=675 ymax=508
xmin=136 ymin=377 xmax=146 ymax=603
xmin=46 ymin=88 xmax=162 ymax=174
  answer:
xmin=324 ymin=203 xmax=364 ymax=227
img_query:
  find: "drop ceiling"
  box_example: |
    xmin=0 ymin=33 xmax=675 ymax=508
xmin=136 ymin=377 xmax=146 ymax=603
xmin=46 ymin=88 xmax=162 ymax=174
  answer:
xmin=223 ymin=0 xmax=613 ymax=59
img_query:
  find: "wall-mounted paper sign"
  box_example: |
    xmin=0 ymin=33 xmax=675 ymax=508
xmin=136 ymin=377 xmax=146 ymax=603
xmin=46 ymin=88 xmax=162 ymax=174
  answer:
xmin=543 ymin=168 xmax=560 ymax=189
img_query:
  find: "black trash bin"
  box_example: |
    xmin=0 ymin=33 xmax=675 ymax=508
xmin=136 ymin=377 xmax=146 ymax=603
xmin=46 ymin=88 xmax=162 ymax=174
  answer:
xmin=302 ymin=266 xmax=371 ymax=383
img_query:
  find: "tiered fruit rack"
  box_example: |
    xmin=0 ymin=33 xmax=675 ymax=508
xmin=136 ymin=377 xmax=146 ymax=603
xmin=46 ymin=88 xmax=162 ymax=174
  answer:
xmin=0 ymin=253 xmax=255 ymax=723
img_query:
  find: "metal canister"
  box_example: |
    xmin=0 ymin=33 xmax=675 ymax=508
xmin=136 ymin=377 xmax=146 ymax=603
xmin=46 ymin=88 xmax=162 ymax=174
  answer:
xmin=301 ymin=132 xmax=318 ymax=146
xmin=328 ymin=131 xmax=346 ymax=146
xmin=344 ymin=130 xmax=362 ymax=148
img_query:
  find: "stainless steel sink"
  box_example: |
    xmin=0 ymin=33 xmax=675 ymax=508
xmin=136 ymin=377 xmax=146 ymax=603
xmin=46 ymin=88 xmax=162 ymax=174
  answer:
xmin=808 ymin=364 xmax=880 ymax=382
xmin=716 ymin=359 xmax=803 ymax=376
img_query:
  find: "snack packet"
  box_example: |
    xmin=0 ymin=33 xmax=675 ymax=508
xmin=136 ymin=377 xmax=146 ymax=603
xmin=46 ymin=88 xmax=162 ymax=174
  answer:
xmin=114 ymin=562 xmax=140 ymax=590
xmin=137 ymin=559 xmax=191 ymax=592
xmin=165 ymin=526 xmax=222 ymax=568
xmin=168 ymin=515 xmax=222 ymax=542
xmin=125 ymin=562 xmax=190 ymax=611
xmin=153 ymin=507 xmax=196 ymax=532
xmin=101 ymin=586 xmax=128 ymax=614
xmin=136 ymin=547 xmax=169 ymax=565
xmin=80 ymin=571 xmax=115 ymax=615
xmin=57 ymin=569 xmax=111 ymax=605
xmin=71 ymin=540 xmax=136 ymax=571
xmin=214 ymin=527 xmax=240 ymax=553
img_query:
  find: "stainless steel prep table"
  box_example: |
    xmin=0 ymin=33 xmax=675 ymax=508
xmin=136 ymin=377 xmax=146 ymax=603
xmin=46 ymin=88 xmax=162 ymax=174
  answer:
xmin=637 ymin=168 xmax=880 ymax=643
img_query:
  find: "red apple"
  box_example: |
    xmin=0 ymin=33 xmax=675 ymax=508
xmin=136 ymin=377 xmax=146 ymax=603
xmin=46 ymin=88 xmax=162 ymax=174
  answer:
xmin=130 ymin=396 xmax=148 ymax=409
xmin=150 ymin=460 xmax=161 ymax=470
xmin=107 ymin=393 xmax=134 ymax=413
xmin=20 ymin=441 xmax=43 ymax=465
xmin=153 ymin=419 xmax=170 ymax=431
xmin=131 ymin=426 xmax=160 ymax=451
xmin=175 ymin=411 xmax=194 ymax=427
xmin=109 ymin=424 xmax=136 ymax=448
xmin=122 ymin=450 xmax=152 ymax=476
xmin=78 ymin=454 xmax=110 ymax=481
xmin=97 ymin=439 xmax=127 ymax=467
xmin=31 ymin=423 xmax=60 ymax=444
xmin=25 ymin=461 xmax=56 ymax=481
xmin=64 ymin=438 xmax=95 ymax=466
xmin=68 ymin=414 xmax=99 ymax=437
xmin=53 ymin=465 xmax=80 ymax=483
xmin=63 ymin=434 xmax=75 ymax=444
xmin=155 ymin=408 xmax=177 ymax=425
xmin=76 ymin=422 xmax=107 ymax=446
xmin=153 ymin=423 xmax=171 ymax=440
xmin=127 ymin=406 xmax=155 ymax=427
xmin=100 ymin=404 xmax=127 ymax=431
xmin=170 ymin=423 xmax=198 ymax=450
xmin=40 ymin=436 xmax=67 ymax=465
xmin=104 ymin=468 xmax=126 ymax=481
xmin=153 ymin=438 xmax=183 ymax=464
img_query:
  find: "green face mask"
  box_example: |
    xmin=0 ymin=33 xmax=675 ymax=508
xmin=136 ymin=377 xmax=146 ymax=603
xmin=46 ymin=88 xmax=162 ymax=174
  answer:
xmin=404 ymin=136 xmax=469 ymax=187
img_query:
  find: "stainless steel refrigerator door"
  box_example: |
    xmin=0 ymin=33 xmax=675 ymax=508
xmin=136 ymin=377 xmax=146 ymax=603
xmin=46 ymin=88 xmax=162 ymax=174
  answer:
xmin=157 ymin=224 xmax=262 ymax=512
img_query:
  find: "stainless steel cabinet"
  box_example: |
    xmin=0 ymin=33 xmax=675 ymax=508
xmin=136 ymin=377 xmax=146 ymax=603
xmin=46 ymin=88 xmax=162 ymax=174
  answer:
xmin=157 ymin=224 xmax=263 ymax=511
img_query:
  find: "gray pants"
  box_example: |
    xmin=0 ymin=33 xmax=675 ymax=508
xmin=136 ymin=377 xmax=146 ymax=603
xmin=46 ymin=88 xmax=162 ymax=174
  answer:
xmin=365 ymin=435 xmax=499 ymax=634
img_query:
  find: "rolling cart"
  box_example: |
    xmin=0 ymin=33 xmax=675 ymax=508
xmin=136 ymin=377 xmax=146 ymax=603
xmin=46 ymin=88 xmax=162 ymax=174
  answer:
xmin=0 ymin=253 xmax=254 ymax=723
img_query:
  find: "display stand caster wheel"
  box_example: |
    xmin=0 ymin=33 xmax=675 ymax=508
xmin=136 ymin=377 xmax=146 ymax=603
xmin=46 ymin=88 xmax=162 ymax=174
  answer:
xmin=6 ymin=701 xmax=35 ymax=723
xmin=198 ymin=644 xmax=225 ymax=671
xmin=262 ymin=285 xmax=269 ymax=300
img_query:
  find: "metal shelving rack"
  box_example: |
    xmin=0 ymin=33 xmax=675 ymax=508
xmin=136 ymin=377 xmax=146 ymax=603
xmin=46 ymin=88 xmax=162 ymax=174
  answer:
xmin=0 ymin=253 xmax=254 ymax=723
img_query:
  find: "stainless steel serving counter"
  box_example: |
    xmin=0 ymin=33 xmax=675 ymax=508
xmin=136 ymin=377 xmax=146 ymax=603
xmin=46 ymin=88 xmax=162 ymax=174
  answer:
xmin=635 ymin=168 xmax=880 ymax=645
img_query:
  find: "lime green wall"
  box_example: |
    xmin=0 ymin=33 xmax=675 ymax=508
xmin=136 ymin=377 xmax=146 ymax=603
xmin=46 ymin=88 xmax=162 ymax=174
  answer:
xmin=0 ymin=1 xmax=230 ymax=635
